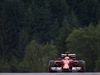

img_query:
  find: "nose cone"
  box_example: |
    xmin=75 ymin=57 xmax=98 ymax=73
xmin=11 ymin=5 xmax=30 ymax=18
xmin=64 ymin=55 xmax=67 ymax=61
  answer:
xmin=62 ymin=60 xmax=70 ymax=71
xmin=63 ymin=63 xmax=70 ymax=69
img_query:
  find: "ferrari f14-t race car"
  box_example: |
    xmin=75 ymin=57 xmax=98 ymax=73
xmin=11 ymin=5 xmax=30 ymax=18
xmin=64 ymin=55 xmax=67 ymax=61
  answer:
xmin=49 ymin=53 xmax=86 ymax=72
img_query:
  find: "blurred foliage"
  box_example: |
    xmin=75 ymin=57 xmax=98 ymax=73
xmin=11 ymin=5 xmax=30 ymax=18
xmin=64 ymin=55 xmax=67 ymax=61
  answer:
xmin=0 ymin=57 xmax=10 ymax=72
xmin=0 ymin=0 xmax=100 ymax=72
xmin=95 ymin=57 xmax=100 ymax=72
xmin=23 ymin=40 xmax=57 ymax=72
xmin=66 ymin=23 xmax=100 ymax=71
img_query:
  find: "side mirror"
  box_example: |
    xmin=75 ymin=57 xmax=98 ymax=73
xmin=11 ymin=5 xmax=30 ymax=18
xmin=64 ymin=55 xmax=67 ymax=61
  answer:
xmin=58 ymin=58 xmax=62 ymax=60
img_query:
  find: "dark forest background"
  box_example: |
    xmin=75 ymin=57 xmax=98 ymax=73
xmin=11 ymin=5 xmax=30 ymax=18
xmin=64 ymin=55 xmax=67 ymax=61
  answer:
xmin=0 ymin=0 xmax=100 ymax=72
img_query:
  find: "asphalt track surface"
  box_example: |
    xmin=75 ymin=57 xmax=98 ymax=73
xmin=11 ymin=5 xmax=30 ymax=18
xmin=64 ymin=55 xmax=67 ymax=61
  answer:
xmin=0 ymin=73 xmax=100 ymax=75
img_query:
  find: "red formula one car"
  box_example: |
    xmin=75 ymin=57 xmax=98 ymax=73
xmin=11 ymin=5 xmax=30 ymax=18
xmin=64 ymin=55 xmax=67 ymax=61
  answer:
xmin=49 ymin=53 xmax=86 ymax=72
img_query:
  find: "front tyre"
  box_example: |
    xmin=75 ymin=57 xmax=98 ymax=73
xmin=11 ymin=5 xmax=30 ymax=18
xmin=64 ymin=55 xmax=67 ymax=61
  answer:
xmin=49 ymin=60 xmax=56 ymax=72
xmin=78 ymin=60 xmax=86 ymax=72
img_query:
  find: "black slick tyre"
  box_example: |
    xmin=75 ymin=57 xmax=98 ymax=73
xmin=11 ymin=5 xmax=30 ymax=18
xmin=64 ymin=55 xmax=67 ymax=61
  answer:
xmin=78 ymin=60 xmax=86 ymax=72
xmin=49 ymin=60 xmax=56 ymax=72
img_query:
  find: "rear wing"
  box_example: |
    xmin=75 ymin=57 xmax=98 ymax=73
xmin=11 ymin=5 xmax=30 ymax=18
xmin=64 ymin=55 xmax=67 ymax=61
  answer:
xmin=61 ymin=54 xmax=76 ymax=58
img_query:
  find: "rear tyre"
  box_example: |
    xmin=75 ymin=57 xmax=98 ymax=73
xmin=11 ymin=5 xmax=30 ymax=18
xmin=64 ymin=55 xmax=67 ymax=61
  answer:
xmin=78 ymin=60 xmax=86 ymax=72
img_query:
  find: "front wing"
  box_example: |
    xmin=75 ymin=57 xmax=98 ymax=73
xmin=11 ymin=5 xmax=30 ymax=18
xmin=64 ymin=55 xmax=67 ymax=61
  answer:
xmin=50 ymin=67 xmax=82 ymax=72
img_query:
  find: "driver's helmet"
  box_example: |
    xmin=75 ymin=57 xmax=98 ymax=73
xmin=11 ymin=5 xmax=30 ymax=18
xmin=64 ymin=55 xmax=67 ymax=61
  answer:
xmin=64 ymin=56 xmax=70 ymax=60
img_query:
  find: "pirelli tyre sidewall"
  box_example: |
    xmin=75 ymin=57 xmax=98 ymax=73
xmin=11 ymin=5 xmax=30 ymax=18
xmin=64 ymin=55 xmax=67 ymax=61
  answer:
xmin=49 ymin=60 xmax=56 ymax=72
xmin=78 ymin=60 xmax=86 ymax=72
